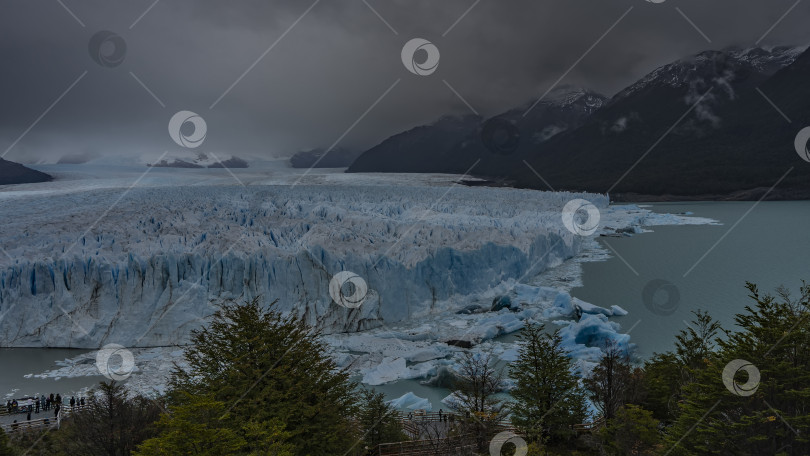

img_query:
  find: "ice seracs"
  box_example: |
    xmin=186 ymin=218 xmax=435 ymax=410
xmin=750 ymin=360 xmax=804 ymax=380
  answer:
xmin=0 ymin=175 xmax=613 ymax=348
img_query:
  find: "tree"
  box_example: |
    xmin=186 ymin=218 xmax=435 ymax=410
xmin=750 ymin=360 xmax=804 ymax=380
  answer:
xmin=356 ymin=389 xmax=405 ymax=451
xmin=584 ymin=341 xmax=634 ymax=421
xmin=58 ymin=381 xmax=162 ymax=456
xmin=134 ymin=392 xmax=292 ymax=456
xmin=642 ymin=351 xmax=682 ymax=422
xmin=0 ymin=428 xmax=12 ymax=456
xmin=450 ymin=351 xmax=506 ymax=451
xmin=509 ymin=323 xmax=588 ymax=445
xmin=146 ymin=298 xmax=360 ymax=455
xmin=674 ymin=310 xmax=721 ymax=367
xmin=665 ymin=282 xmax=810 ymax=455
xmin=599 ymin=405 xmax=661 ymax=456
xmin=643 ymin=310 xmax=722 ymax=423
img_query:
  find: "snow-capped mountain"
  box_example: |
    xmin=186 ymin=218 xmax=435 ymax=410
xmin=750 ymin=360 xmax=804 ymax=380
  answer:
xmin=730 ymin=45 xmax=808 ymax=74
xmin=148 ymin=152 xmax=248 ymax=169
xmin=613 ymin=45 xmax=806 ymax=103
xmin=511 ymin=45 xmax=810 ymax=198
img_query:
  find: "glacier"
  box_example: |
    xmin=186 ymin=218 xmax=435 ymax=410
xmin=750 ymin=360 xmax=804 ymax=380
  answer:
xmin=0 ymin=164 xmax=719 ymax=400
xmin=0 ymin=165 xmax=622 ymax=348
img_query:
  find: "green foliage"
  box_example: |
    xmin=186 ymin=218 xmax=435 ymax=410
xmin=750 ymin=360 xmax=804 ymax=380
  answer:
xmin=642 ymin=352 xmax=681 ymax=422
xmin=674 ymin=310 xmax=722 ymax=370
xmin=134 ymin=392 xmax=292 ymax=456
xmin=150 ymin=298 xmax=360 ymax=455
xmin=643 ymin=310 xmax=722 ymax=423
xmin=664 ymin=282 xmax=810 ymax=455
xmin=357 ymin=389 xmax=405 ymax=451
xmin=509 ymin=323 xmax=588 ymax=444
xmin=0 ymin=428 xmax=12 ymax=456
xmin=599 ymin=405 xmax=661 ymax=456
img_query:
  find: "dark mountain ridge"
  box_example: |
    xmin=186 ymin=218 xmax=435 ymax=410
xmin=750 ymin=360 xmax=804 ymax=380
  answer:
xmin=0 ymin=158 xmax=52 ymax=185
xmin=348 ymin=46 xmax=810 ymax=200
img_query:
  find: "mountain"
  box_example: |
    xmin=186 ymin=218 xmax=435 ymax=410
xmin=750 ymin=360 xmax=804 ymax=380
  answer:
xmin=0 ymin=158 xmax=52 ymax=185
xmin=349 ymin=45 xmax=810 ymax=199
xmin=289 ymin=147 xmax=362 ymax=168
xmin=348 ymin=88 xmax=605 ymax=175
xmin=510 ymin=45 xmax=810 ymax=199
xmin=148 ymin=153 xmax=248 ymax=169
xmin=347 ymin=114 xmax=482 ymax=173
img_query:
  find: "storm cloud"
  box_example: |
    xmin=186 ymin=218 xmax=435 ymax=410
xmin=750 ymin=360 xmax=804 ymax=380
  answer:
xmin=1 ymin=0 xmax=807 ymax=163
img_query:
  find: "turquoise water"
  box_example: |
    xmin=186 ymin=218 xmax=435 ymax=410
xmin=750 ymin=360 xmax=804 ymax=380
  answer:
xmin=572 ymin=201 xmax=810 ymax=359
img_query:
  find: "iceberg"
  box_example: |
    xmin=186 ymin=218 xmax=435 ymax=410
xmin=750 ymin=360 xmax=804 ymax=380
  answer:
xmin=555 ymin=314 xmax=634 ymax=362
xmin=361 ymin=357 xmax=437 ymax=386
xmin=388 ymin=392 xmax=432 ymax=412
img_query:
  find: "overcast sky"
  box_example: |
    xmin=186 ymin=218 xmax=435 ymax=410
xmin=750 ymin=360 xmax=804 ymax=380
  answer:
xmin=1 ymin=0 xmax=808 ymax=163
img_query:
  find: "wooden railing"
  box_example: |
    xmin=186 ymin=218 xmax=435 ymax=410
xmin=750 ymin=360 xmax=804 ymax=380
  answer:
xmin=376 ymin=435 xmax=475 ymax=456
xmin=1 ymin=404 xmax=92 ymax=434
xmin=572 ymin=416 xmax=606 ymax=434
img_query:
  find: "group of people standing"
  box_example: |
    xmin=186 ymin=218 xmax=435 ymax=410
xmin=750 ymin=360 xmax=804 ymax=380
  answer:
xmin=5 ymin=393 xmax=86 ymax=421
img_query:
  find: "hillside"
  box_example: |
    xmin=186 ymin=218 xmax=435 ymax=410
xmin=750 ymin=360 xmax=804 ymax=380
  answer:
xmin=0 ymin=158 xmax=52 ymax=185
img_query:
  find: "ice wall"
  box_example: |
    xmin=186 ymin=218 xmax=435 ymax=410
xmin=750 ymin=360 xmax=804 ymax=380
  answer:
xmin=0 ymin=184 xmax=605 ymax=348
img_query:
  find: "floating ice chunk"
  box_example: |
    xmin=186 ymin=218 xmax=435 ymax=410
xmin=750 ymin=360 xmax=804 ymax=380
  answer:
xmin=441 ymin=392 xmax=463 ymax=409
xmin=543 ymin=291 xmax=575 ymax=319
xmin=361 ymin=357 xmax=437 ymax=386
xmin=574 ymin=298 xmax=613 ymax=317
xmin=332 ymin=352 xmax=355 ymax=368
xmin=556 ymin=314 xmax=633 ymax=362
xmin=388 ymin=392 xmax=432 ymax=411
xmin=499 ymin=348 xmax=520 ymax=362
xmin=610 ymin=305 xmax=628 ymax=316
xmin=466 ymin=313 xmax=525 ymax=342
xmin=363 ymin=357 xmax=409 ymax=385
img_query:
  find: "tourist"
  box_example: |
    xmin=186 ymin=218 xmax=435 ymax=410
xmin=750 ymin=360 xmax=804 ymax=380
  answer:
xmin=54 ymin=404 xmax=60 ymax=418
xmin=26 ymin=411 xmax=31 ymax=421
xmin=438 ymin=408 xmax=443 ymax=421
xmin=11 ymin=399 xmax=17 ymax=413
xmin=35 ymin=398 xmax=39 ymax=414
xmin=80 ymin=397 xmax=85 ymax=406
xmin=55 ymin=393 xmax=62 ymax=405
xmin=70 ymin=396 xmax=75 ymax=408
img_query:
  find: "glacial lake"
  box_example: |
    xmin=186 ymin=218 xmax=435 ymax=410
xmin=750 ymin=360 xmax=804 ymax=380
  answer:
xmin=2 ymin=201 xmax=809 ymax=407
